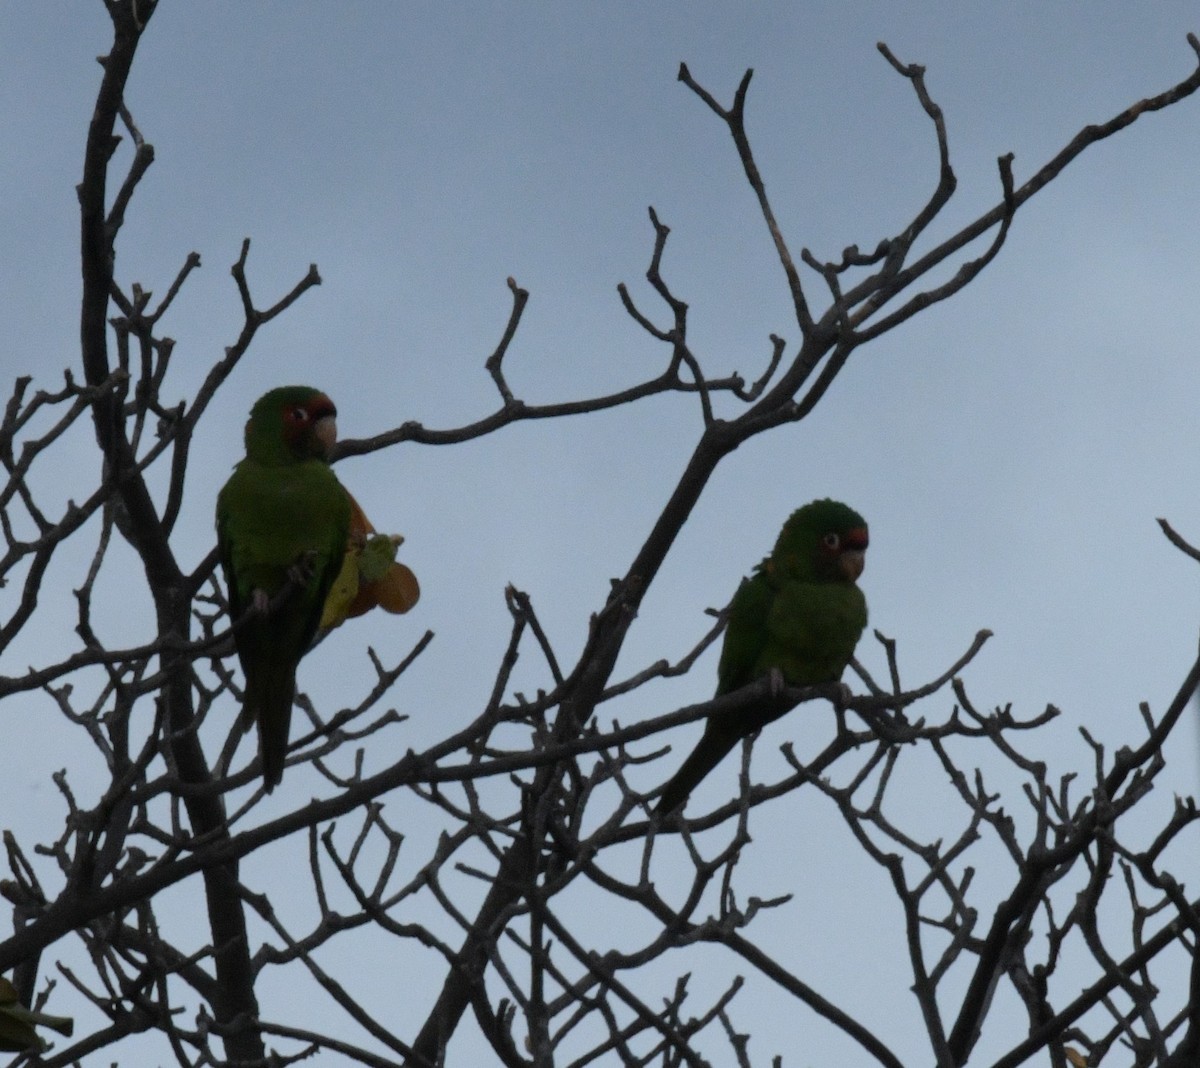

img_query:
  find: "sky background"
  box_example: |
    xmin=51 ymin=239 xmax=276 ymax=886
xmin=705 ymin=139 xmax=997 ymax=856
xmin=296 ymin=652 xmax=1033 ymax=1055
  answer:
xmin=3 ymin=2 xmax=1200 ymax=1065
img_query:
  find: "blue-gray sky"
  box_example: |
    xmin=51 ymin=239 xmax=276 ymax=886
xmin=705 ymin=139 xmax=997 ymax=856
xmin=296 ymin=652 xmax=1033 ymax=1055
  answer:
xmin=3 ymin=3 xmax=1200 ymax=1064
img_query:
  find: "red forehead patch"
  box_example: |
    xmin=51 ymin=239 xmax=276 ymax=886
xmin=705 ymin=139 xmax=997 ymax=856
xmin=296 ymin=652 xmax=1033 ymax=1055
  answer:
xmin=844 ymin=527 xmax=869 ymax=550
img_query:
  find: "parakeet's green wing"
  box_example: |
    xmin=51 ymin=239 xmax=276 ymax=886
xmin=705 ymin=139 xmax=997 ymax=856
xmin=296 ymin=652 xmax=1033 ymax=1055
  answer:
xmin=653 ymin=569 xmax=775 ymax=816
xmin=715 ymin=568 xmax=774 ymax=697
xmin=216 ymin=497 xmax=245 ymax=624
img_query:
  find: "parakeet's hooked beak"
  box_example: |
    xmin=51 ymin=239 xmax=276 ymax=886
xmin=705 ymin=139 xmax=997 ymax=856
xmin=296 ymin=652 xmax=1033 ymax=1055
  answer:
xmin=838 ymin=549 xmax=865 ymax=582
xmin=314 ymin=413 xmax=337 ymax=456
xmin=838 ymin=525 xmax=868 ymax=581
xmin=306 ymin=392 xmax=339 ymax=457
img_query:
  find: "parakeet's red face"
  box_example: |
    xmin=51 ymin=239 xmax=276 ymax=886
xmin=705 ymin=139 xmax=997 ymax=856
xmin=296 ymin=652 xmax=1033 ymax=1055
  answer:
xmin=241 ymin=386 xmax=342 ymax=467
xmin=818 ymin=524 xmax=869 ymax=582
xmin=772 ymin=499 xmax=869 ymax=585
xmin=280 ymin=393 xmax=338 ymax=460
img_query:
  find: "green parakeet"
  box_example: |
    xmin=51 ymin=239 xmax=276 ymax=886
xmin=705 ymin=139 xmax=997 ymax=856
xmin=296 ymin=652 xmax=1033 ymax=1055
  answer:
xmin=0 ymin=976 xmax=72 ymax=1052
xmin=655 ymin=499 xmax=868 ymax=816
xmin=216 ymin=386 xmax=351 ymax=791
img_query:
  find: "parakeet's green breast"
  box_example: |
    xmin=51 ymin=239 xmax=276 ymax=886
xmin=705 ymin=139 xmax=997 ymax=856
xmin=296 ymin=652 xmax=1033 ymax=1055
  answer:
xmin=218 ymin=459 xmax=348 ymax=603
xmin=755 ymin=578 xmax=867 ymax=685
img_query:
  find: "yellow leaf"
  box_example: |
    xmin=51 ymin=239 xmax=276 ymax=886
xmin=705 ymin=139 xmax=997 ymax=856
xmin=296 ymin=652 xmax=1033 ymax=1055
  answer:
xmin=319 ymin=547 xmax=362 ymax=630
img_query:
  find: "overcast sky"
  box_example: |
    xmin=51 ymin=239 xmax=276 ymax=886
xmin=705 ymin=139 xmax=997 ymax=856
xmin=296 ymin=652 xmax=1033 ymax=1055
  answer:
xmin=3 ymin=3 xmax=1200 ymax=1064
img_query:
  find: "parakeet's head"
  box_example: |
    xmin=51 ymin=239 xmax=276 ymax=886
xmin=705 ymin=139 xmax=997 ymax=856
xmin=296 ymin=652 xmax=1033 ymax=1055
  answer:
xmin=243 ymin=386 xmax=339 ymax=465
xmin=771 ymin=498 xmax=868 ymax=584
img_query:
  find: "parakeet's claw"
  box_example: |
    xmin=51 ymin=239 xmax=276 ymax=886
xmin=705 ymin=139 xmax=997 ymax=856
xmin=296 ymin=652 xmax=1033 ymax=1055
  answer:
xmin=831 ymin=681 xmax=853 ymax=711
xmin=287 ymin=549 xmax=318 ymax=588
xmin=250 ymin=588 xmax=270 ymax=616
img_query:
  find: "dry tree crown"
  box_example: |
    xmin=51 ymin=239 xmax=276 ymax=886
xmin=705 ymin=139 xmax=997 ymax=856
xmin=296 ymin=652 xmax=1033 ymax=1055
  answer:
xmin=2 ymin=3 xmax=1200 ymax=1066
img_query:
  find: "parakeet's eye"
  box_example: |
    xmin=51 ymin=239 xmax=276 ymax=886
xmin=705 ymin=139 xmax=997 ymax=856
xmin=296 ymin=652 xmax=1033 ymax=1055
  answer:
xmin=823 ymin=532 xmax=840 ymax=550
xmin=289 ymin=406 xmax=310 ymax=424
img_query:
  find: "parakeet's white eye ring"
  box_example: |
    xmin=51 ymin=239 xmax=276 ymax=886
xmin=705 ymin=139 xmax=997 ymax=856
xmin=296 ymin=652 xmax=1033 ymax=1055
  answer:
xmin=823 ymin=532 xmax=840 ymax=550
xmin=290 ymin=406 xmax=310 ymax=423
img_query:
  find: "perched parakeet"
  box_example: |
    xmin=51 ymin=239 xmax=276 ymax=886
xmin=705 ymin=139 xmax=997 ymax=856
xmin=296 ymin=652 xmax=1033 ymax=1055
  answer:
xmin=655 ymin=499 xmax=868 ymax=816
xmin=216 ymin=386 xmax=351 ymax=791
xmin=0 ymin=976 xmax=72 ymax=1052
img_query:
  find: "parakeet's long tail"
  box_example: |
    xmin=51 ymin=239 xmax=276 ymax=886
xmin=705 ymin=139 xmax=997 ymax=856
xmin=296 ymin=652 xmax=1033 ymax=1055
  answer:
xmin=654 ymin=725 xmax=741 ymax=817
xmin=243 ymin=665 xmax=296 ymax=793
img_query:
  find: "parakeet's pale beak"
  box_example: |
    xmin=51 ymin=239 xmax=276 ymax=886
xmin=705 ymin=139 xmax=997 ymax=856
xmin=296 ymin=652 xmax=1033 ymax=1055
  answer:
xmin=314 ymin=414 xmax=338 ymax=455
xmin=839 ymin=549 xmax=865 ymax=581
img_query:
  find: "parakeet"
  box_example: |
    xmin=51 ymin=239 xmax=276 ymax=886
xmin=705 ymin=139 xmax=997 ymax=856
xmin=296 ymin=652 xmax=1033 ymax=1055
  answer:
xmin=216 ymin=386 xmax=351 ymax=791
xmin=0 ymin=976 xmax=72 ymax=1052
xmin=655 ymin=499 xmax=868 ymax=816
